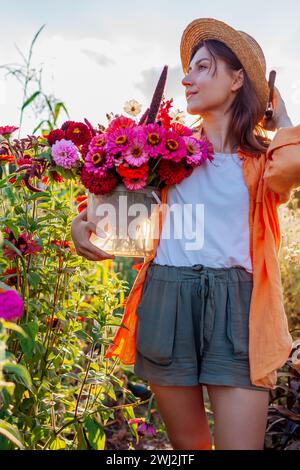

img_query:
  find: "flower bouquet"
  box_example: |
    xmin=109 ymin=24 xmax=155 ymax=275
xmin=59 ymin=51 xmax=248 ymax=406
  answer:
xmin=0 ymin=65 xmax=214 ymax=258
xmin=78 ymin=65 xmax=214 ymax=257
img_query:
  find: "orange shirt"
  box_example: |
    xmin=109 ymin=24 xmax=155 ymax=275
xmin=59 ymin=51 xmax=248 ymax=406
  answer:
xmin=105 ymin=124 xmax=300 ymax=389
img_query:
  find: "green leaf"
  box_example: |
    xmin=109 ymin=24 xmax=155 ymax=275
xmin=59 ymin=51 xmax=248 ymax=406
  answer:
xmin=17 ymin=321 xmax=38 ymax=358
xmin=3 ymin=221 xmax=19 ymax=240
xmin=21 ymin=91 xmax=41 ymax=111
xmin=1 ymin=320 xmax=28 ymax=339
xmin=2 ymin=362 xmax=33 ymax=391
xmin=84 ymin=415 xmax=106 ymax=450
xmin=0 ymin=420 xmax=24 ymax=449
xmin=53 ymin=102 xmax=69 ymax=124
xmin=49 ymin=436 xmax=66 ymax=450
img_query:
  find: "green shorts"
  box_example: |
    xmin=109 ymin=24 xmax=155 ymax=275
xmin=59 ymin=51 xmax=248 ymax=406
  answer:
xmin=134 ymin=261 xmax=270 ymax=392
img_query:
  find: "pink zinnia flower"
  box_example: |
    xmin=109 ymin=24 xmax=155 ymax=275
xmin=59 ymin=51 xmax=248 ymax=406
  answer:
xmin=0 ymin=125 xmax=19 ymax=137
xmin=183 ymin=136 xmax=209 ymax=167
xmin=0 ymin=289 xmax=24 ymax=321
xmin=142 ymin=123 xmax=166 ymax=158
xmin=51 ymin=139 xmax=80 ymax=169
xmin=85 ymin=148 xmax=114 ymax=173
xmin=106 ymin=126 xmax=132 ymax=156
xmin=162 ymin=129 xmax=186 ymax=162
xmin=123 ymin=172 xmax=148 ymax=190
xmin=88 ymin=133 xmax=107 ymax=151
xmin=106 ymin=115 xmax=136 ymax=133
xmin=123 ymin=130 xmax=149 ymax=167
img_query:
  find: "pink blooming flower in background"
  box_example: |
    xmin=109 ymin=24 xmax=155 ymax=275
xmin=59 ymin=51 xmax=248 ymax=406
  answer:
xmin=0 ymin=125 xmax=19 ymax=137
xmin=161 ymin=129 xmax=187 ymax=162
xmin=106 ymin=126 xmax=132 ymax=156
xmin=137 ymin=421 xmax=157 ymax=437
xmin=85 ymin=148 xmax=114 ymax=173
xmin=51 ymin=139 xmax=80 ymax=169
xmin=183 ymin=136 xmax=210 ymax=167
xmin=106 ymin=115 xmax=136 ymax=133
xmin=142 ymin=123 xmax=166 ymax=158
xmin=0 ymin=289 xmax=24 ymax=321
xmin=4 ymin=228 xmax=42 ymax=260
xmin=123 ymin=130 xmax=149 ymax=167
xmin=123 ymin=172 xmax=148 ymax=190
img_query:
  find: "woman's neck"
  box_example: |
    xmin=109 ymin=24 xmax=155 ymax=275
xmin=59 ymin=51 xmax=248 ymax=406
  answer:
xmin=198 ymin=116 xmax=238 ymax=154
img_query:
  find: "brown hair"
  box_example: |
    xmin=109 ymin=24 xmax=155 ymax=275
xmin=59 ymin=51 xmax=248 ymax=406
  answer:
xmin=188 ymin=39 xmax=270 ymax=155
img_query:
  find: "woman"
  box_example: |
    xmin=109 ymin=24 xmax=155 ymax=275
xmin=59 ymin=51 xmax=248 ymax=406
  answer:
xmin=71 ymin=18 xmax=298 ymax=450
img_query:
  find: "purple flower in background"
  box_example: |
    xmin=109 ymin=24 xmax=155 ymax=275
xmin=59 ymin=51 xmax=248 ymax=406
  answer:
xmin=0 ymin=289 xmax=24 ymax=321
xmin=51 ymin=138 xmax=80 ymax=169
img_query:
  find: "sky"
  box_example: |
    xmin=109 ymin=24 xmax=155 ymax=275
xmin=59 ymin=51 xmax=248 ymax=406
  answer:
xmin=0 ymin=0 xmax=300 ymax=135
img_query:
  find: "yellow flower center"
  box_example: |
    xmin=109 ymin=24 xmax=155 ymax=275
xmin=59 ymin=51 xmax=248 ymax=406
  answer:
xmin=148 ymin=132 xmax=160 ymax=146
xmin=187 ymin=144 xmax=195 ymax=155
xmin=132 ymin=146 xmax=142 ymax=158
xmin=116 ymin=135 xmax=127 ymax=145
xmin=92 ymin=153 xmax=102 ymax=165
xmin=166 ymin=139 xmax=178 ymax=151
xmin=95 ymin=138 xmax=105 ymax=147
xmin=73 ymin=127 xmax=81 ymax=134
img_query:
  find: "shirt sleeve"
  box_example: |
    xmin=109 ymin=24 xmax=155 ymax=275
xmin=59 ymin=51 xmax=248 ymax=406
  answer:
xmin=263 ymin=124 xmax=300 ymax=204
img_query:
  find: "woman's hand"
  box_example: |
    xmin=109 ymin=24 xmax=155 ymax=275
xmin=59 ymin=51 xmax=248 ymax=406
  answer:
xmin=261 ymin=86 xmax=293 ymax=131
xmin=70 ymin=207 xmax=115 ymax=261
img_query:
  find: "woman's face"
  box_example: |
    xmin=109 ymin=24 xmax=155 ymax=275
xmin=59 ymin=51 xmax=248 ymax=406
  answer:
xmin=181 ymin=45 xmax=243 ymax=116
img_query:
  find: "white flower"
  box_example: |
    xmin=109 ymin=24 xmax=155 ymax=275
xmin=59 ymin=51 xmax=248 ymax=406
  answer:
xmin=170 ymin=109 xmax=186 ymax=124
xmin=123 ymin=99 xmax=142 ymax=117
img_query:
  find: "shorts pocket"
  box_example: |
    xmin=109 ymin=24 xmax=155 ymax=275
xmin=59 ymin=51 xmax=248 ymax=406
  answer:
xmin=136 ymin=279 xmax=177 ymax=366
xmin=226 ymin=281 xmax=253 ymax=356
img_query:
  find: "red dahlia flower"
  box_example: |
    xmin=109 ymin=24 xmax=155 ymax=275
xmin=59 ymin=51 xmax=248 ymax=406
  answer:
xmin=81 ymin=166 xmax=118 ymax=195
xmin=47 ymin=129 xmax=65 ymax=146
xmin=156 ymin=159 xmax=193 ymax=186
xmin=66 ymin=122 xmax=92 ymax=145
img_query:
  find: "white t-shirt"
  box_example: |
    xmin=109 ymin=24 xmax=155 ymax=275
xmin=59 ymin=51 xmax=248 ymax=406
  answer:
xmin=153 ymin=152 xmax=253 ymax=273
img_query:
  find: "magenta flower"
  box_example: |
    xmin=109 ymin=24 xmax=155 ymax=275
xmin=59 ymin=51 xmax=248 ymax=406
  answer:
xmin=137 ymin=421 xmax=157 ymax=437
xmin=0 ymin=289 xmax=24 ymax=321
xmin=123 ymin=130 xmax=149 ymax=167
xmin=183 ymin=136 xmax=210 ymax=167
xmin=85 ymin=148 xmax=114 ymax=173
xmin=106 ymin=126 xmax=132 ymax=156
xmin=88 ymin=133 xmax=107 ymax=152
xmin=162 ymin=129 xmax=186 ymax=162
xmin=51 ymin=138 xmax=80 ymax=169
xmin=0 ymin=125 xmax=19 ymax=137
xmin=142 ymin=123 xmax=166 ymax=158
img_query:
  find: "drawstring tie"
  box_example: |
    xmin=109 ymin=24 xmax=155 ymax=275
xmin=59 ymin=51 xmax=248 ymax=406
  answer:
xmin=192 ymin=264 xmax=216 ymax=356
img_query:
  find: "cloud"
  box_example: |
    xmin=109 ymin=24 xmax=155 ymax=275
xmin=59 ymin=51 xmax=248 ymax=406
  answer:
xmin=133 ymin=64 xmax=185 ymax=101
xmin=81 ymin=49 xmax=116 ymax=67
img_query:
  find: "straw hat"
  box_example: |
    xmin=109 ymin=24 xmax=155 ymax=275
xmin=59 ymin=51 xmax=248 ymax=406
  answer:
xmin=180 ymin=18 xmax=269 ymax=121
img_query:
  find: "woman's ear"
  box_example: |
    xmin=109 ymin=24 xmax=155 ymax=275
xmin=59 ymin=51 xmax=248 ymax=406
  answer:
xmin=231 ymin=68 xmax=244 ymax=92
